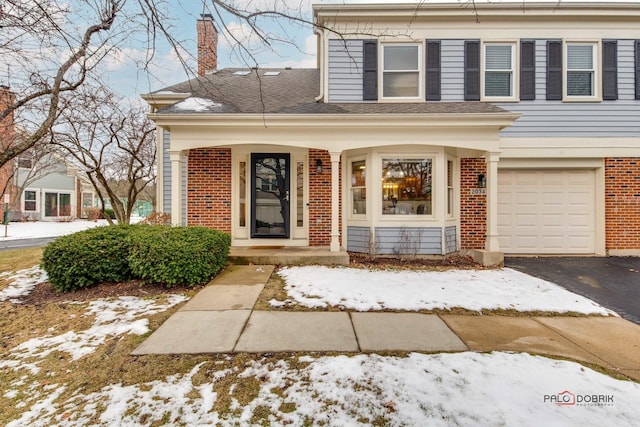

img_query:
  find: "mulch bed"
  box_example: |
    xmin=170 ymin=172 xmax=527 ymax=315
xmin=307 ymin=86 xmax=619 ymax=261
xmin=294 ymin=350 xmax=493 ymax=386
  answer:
xmin=348 ymin=253 xmax=486 ymax=270
xmin=19 ymin=280 xmax=201 ymax=306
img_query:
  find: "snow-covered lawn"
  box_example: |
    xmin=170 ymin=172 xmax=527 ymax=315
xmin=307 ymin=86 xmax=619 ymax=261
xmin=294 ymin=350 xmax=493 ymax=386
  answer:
xmin=274 ymin=266 xmax=618 ymax=315
xmin=0 ymin=219 xmax=110 ymax=240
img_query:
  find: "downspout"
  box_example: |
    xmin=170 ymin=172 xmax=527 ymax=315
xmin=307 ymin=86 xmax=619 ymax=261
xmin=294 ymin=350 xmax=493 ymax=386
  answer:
xmin=314 ymin=25 xmax=325 ymax=102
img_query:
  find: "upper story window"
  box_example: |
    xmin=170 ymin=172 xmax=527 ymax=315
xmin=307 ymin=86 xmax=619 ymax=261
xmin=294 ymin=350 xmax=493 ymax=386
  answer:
xmin=565 ymin=42 xmax=597 ymax=98
xmin=483 ymin=43 xmax=516 ymax=100
xmin=382 ymin=44 xmax=421 ymax=99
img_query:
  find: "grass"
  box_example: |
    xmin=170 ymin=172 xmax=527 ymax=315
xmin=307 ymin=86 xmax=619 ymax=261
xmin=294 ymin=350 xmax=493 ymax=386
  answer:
xmin=0 ymin=246 xmax=43 ymax=289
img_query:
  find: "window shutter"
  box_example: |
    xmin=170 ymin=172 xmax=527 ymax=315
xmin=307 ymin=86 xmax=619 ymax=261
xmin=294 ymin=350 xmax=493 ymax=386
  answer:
xmin=635 ymin=40 xmax=640 ymax=100
xmin=464 ymin=40 xmax=480 ymax=101
xmin=520 ymin=40 xmax=536 ymax=100
xmin=363 ymin=40 xmax=378 ymax=101
xmin=602 ymin=40 xmax=618 ymax=100
xmin=546 ymin=40 xmax=563 ymax=100
xmin=425 ymin=40 xmax=441 ymax=101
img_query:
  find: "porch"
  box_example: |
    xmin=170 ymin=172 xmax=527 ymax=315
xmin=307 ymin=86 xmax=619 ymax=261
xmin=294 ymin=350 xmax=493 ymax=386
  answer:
xmin=229 ymin=246 xmax=349 ymax=266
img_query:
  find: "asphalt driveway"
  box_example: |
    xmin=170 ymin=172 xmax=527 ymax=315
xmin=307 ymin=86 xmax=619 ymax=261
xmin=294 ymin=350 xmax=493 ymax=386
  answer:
xmin=506 ymin=257 xmax=640 ymax=325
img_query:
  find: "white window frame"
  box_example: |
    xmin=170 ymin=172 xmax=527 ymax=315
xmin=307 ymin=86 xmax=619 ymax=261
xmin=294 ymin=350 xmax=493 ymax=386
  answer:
xmin=23 ymin=189 xmax=38 ymax=212
xmin=564 ymin=41 xmax=601 ymax=102
xmin=481 ymin=41 xmax=518 ymax=102
xmin=380 ymin=42 xmax=423 ymax=101
xmin=349 ymin=157 xmax=367 ymax=218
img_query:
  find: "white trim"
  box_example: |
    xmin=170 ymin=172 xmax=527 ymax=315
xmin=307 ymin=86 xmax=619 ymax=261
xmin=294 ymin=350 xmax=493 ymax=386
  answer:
xmin=563 ymin=40 xmax=602 ymax=102
xmin=379 ymin=41 xmax=424 ymax=101
xmin=22 ymin=188 xmax=39 ymax=213
xmin=481 ymin=41 xmax=519 ymax=102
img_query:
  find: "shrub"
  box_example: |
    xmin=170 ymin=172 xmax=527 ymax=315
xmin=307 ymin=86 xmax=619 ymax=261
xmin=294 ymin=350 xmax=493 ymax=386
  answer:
xmin=127 ymin=226 xmax=230 ymax=287
xmin=103 ymin=209 xmax=116 ymax=219
xmin=42 ymin=225 xmax=133 ymax=292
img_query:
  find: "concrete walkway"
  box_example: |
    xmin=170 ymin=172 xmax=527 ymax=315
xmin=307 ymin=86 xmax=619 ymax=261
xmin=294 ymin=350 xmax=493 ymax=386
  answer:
xmin=132 ymin=265 xmax=640 ymax=382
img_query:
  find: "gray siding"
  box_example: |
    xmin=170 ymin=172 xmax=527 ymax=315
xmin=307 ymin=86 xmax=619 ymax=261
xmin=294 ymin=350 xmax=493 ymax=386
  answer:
xmin=498 ymin=39 xmax=640 ymax=138
xmin=162 ymin=129 xmax=187 ymax=225
xmin=374 ymin=227 xmax=442 ymax=255
xmin=29 ymin=172 xmax=75 ymax=191
xmin=328 ymin=39 xmax=364 ymax=102
xmin=445 ymin=225 xmax=457 ymax=254
xmin=347 ymin=226 xmax=371 ymax=253
xmin=441 ymin=39 xmax=465 ymax=101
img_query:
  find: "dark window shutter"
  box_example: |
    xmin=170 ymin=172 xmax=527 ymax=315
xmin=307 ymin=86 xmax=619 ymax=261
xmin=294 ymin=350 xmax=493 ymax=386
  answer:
xmin=426 ymin=40 xmax=441 ymax=101
xmin=602 ymin=40 xmax=618 ymax=100
xmin=546 ymin=40 xmax=563 ymax=100
xmin=464 ymin=40 xmax=480 ymax=101
xmin=363 ymin=40 xmax=378 ymax=101
xmin=520 ymin=40 xmax=536 ymax=100
xmin=635 ymin=40 xmax=640 ymax=100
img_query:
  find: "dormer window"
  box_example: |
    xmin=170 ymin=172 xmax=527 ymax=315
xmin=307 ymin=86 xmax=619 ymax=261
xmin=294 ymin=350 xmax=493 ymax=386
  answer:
xmin=381 ymin=44 xmax=421 ymax=99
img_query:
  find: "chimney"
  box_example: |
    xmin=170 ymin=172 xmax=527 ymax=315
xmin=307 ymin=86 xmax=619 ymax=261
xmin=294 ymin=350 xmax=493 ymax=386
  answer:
xmin=197 ymin=14 xmax=218 ymax=76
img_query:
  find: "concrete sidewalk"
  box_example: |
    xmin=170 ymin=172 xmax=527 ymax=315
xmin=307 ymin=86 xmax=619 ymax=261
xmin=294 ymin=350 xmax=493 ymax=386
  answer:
xmin=131 ymin=265 xmax=640 ymax=382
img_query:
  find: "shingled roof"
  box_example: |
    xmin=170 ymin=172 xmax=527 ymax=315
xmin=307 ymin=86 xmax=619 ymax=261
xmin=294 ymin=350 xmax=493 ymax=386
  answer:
xmin=152 ymin=68 xmax=510 ymax=115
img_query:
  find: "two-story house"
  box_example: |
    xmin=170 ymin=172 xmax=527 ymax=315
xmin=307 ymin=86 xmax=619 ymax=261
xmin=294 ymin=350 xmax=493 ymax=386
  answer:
xmin=143 ymin=2 xmax=640 ymax=265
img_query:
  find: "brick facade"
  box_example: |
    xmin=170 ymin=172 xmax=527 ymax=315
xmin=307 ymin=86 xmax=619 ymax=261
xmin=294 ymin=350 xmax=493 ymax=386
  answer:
xmin=605 ymin=157 xmax=640 ymax=250
xmin=186 ymin=148 xmax=232 ymax=232
xmin=460 ymin=158 xmax=486 ymax=250
xmin=308 ymin=149 xmax=341 ymax=246
xmin=0 ymin=86 xmax=15 ymax=220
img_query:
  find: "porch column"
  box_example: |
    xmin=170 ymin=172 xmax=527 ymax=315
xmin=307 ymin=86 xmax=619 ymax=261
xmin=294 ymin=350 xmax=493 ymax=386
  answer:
xmin=485 ymin=151 xmax=501 ymax=252
xmin=169 ymin=150 xmax=183 ymax=227
xmin=330 ymin=151 xmax=342 ymax=252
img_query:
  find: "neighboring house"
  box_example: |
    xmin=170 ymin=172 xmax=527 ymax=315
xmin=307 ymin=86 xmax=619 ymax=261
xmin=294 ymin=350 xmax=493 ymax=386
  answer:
xmin=12 ymin=152 xmax=98 ymax=221
xmin=0 ymin=85 xmax=15 ymax=221
xmin=142 ymin=3 xmax=640 ymax=265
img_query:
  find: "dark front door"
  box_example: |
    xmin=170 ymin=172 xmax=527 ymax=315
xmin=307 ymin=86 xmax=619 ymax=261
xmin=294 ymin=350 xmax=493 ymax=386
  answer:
xmin=251 ymin=153 xmax=290 ymax=238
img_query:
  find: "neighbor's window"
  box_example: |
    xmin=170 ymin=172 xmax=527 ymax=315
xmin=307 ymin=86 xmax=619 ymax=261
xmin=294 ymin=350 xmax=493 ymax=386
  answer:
xmin=382 ymin=44 xmax=421 ymax=98
xmin=381 ymin=158 xmax=432 ymax=215
xmin=484 ymin=43 xmax=515 ymax=98
xmin=24 ymin=190 xmax=36 ymax=211
xmin=351 ymin=160 xmax=366 ymax=215
xmin=566 ymin=43 xmax=596 ymax=97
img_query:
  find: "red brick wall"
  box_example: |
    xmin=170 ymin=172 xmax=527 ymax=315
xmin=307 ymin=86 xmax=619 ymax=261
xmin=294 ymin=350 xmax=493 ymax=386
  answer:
xmin=197 ymin=17 xmax=218 ymax=76
xmin=308 ymin=149 xmax=341 ymax=246
xmin=186 ymin=148 xmax=231 ymax=232
xmin=605 ymin=157 xmax=640 ymax=250
xmin=0 ymin=86 xmax=15 ymax=220
xmin=460 ymin=158 xmax=486 ymax=250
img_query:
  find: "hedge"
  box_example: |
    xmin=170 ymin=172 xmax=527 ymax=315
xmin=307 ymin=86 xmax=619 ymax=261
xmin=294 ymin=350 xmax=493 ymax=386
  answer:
xmin=41 ymin=225 xmax=230 ymax=292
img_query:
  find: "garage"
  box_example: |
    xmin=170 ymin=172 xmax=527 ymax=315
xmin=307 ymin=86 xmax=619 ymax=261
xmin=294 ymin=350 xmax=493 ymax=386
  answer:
xmin=497 ymin=169 xmax=596 ymax=254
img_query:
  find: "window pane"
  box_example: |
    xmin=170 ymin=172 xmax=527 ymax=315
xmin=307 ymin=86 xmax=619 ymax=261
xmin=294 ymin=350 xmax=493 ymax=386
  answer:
xmin=59 ymin=194 xmax=71 ymax=216
xmin=25 ymin=190 xmax=36 ymax=201
xmin=485 ymin=45 xmax=512 ymax=70
xmin=381 ymin=159 xmax=432 ymax=216
xmin=296 ymin=161 xmax=304 ymax=227
xmin=239 ymin=161 xmax=246 ymax=227
xmin=25 ymin=201 xmax=36 ymax=211
xmin=351 ymin=160 xmax=366 ymax=215
xmin=567 ymin=71 xmax=593 ymax=96
xmin=383 ymin=72 xmax=419 ymax=97
xmin=485 ymin=72 xmax=512 ymax=97
xmin=567 ymin=45 xmax=593 ymax=69
xmin=384 ymin=46 xmax=419 ymax=70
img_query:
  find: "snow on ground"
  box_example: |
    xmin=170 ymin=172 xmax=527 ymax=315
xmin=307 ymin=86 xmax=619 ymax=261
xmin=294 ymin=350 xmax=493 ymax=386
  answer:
xmin=0 ymin=294 xmax=187 ymax=375
xmin=0 ymin=266 xmax=48 ymax=303
xmin=6 ymin=352 xmax=640 ymax=427
xmin=275 ymin=266 xmax=618 ymax=315
xmin=0 ymin=219 xmax=110 ymax=240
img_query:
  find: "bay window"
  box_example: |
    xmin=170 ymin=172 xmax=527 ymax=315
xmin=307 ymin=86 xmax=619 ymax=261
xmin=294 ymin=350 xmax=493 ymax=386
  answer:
xmin=381 ymin=158 xmax=432 ymax=215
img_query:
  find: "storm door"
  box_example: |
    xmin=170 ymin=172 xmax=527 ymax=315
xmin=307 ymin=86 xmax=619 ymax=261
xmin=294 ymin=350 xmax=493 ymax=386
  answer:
xmin=251 ymin=154 xmax=290 ymax=238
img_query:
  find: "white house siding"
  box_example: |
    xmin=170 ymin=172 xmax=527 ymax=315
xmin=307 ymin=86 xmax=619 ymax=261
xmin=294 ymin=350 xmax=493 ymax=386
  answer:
xmin=328 ymin=39 xmax=364 ymax=102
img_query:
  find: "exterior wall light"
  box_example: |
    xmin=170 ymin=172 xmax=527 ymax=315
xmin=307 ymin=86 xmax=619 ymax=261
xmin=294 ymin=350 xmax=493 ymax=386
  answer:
xmin=477 ymin=173 xmax=486 ymax=188
xmin=316 ymin=159 xmax=323 ymax=173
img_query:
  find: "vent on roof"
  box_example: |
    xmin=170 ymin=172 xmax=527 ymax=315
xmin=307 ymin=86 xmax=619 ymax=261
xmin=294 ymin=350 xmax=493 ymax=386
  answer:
xmin=233 ymin=70 xmax=251 ymax=76
xmin=264 ymin=71 xmax=280 ymax=76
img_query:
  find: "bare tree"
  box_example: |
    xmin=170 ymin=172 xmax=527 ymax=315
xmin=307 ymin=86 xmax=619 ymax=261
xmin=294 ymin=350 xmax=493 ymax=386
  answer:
xmin=51 ymin=84 xmax=156 ymax=225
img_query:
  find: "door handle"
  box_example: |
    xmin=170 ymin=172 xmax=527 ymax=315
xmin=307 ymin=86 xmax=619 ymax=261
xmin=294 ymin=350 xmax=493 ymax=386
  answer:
xmin=285 ymin=190 xmax=290 ymax=202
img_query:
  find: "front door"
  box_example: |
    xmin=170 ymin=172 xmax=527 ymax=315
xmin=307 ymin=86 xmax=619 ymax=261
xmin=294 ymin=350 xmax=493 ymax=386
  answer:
xmin=251 ymin=153 xmax=290 ymax=238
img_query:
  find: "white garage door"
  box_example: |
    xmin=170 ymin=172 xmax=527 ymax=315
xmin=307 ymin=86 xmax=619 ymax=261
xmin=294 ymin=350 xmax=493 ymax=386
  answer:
xmin=498 ymin=169 xmax=596 ymax=254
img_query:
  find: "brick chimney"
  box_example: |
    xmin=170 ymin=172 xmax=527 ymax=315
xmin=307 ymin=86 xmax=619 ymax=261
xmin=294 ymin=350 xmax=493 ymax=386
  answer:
xmin=197 ymin=14 xmax=218 ymax=76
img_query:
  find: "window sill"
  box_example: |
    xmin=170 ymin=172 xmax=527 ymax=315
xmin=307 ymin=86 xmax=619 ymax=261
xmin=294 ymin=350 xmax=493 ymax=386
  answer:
xmin=562 ymin=96 xmax=602 ymax=103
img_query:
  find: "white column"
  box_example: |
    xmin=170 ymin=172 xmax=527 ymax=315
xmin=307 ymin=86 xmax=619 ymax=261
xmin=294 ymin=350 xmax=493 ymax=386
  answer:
xmin=169 ymin=151 xmax=182 ymax=227
xmin=330 ymin=151 xmax=342 ymax=252
xmin=485 ymin=151 xmax=501 ymax=252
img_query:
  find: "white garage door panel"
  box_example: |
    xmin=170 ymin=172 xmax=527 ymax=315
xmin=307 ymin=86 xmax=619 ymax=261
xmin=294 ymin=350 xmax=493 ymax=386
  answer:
xmin=498 ymin=169 xmax=596 ymax=254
